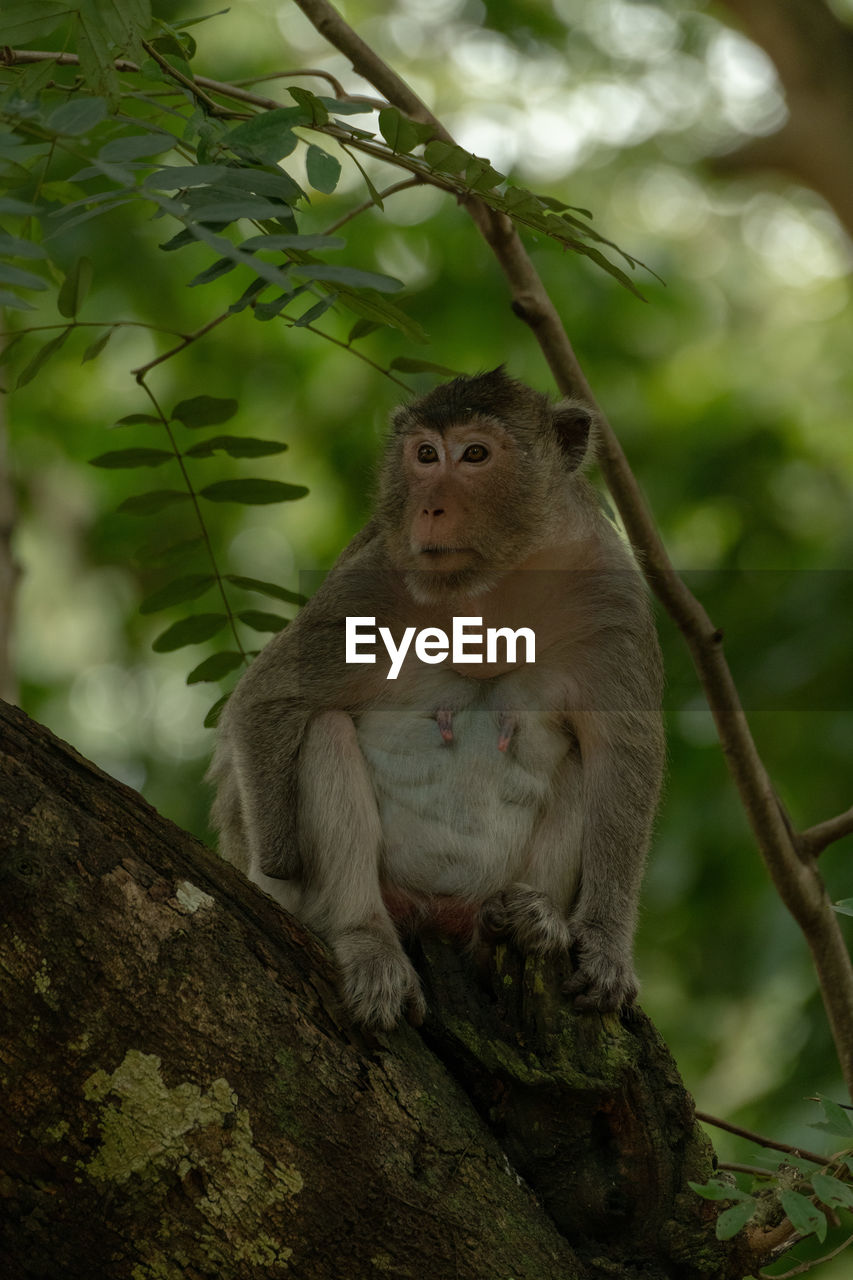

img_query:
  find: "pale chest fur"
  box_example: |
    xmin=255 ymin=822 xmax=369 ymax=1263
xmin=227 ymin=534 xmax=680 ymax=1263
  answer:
xmin=355 ymin=665 xmax=573 ymax=899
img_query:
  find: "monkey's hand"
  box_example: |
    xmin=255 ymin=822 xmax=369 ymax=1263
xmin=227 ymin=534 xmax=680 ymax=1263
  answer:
xmin=563 ymin=922 xmax=639 ymax=1013
xmin=478 ymin=884 xmax=573 ymax=955
xmin=334 ymin=926 xmax=427 ymax=1031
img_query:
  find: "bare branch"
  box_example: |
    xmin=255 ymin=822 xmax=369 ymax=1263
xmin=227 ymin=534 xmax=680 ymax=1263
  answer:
xmin=801 ymin=806 xmax=853 ymax=858
xmin=760 ymin=1231 xmax=853 ymax=1279
xmin=321 ymin=177 xmax=423 ymax=234
xmin=695 ymin=1111 xmax=831 ymax=1167
xmin=290 ymin=0 xmax=853 ymax=1098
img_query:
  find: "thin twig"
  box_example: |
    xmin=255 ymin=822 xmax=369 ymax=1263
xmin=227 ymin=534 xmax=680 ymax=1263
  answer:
xmin=760 ymin=1231 xmax=853 ymax=1279
xmin=131 ymin=312 xmax=232 ymax=380
xmin=289 ymin=0 xmax=853 ymax=1101
xmin=321 ymin=177 xmax=423 ymax=234
xmin=801 ymin=806 xmax=853 ymax=858
xmin=718 ymin=1162 xmax=775 ymax=1178
xmin=696 ymin=1112 xmax=831 ymax=1167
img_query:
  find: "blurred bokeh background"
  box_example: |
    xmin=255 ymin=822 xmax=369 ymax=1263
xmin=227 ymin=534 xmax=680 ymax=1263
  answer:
xmin=4 ymin=3 xmax=853 ymax=1268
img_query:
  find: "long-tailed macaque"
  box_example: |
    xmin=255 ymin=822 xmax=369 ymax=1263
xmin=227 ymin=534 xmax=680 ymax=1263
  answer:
xmin=209 ymin=368 xmax=664 ymax=1029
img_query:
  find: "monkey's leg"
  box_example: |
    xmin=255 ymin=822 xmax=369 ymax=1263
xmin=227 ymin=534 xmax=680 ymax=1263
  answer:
xmin=298 ymin=710 xmax=426 ymax=1031
xmin=477 ymin=753 xmax=583 ymax=956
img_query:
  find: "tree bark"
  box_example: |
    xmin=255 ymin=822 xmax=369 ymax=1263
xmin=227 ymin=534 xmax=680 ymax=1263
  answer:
xmin=717 ymin=0 xmax=853 ymax=239
xmin=0 ymin=700 xmax=745 ymax=1279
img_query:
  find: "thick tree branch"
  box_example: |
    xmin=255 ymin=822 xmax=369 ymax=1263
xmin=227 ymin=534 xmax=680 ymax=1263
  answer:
xmin=0 ymin=700 xmax=741 ymax=1280
xmin=716 ymin=0 xmax=853 ymax=240
xmin=291 ymin=0 xmax=853 ymax=1096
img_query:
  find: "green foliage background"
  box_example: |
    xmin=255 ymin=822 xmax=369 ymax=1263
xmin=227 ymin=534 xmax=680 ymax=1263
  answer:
xmin=3 ymin=1 xmax=853 ymax=1270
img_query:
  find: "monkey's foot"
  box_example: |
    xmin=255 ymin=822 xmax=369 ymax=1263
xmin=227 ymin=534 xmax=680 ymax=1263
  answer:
xmin=477 ymin=883 xmax=572 ymax=955
xmin=563 ymin=923 xmax=639 ymax=1012
xmin=436 ymin=708 xmax=453 ymax=743
xmin=334 ymin=926 xmax=427 ymax=1030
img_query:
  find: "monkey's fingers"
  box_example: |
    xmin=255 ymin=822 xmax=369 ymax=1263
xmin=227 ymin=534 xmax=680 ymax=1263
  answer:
xmin=563 ymin=964 xmax=639 ymax=1013
xmin=436 ymin=708 xmax=454 ymax=743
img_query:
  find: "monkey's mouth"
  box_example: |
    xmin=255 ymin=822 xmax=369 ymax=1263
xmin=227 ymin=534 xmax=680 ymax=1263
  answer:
xmin=418 ymin=544 xmax=477 ymax=561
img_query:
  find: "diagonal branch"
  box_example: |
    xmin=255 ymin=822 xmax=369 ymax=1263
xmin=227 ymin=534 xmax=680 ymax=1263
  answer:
xmin=801 ymin=806 xmax=853 ymax=858
xmin=291 ymin=0 xmax=853 ymax=1096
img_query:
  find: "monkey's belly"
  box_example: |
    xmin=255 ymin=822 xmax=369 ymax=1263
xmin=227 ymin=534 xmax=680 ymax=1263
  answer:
xmin=356 ymin=704 xmax=569 ymax=899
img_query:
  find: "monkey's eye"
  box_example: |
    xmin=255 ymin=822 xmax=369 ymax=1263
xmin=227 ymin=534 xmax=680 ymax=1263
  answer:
xmin=462 ymin=443 xmax=489 ymax=463
xmin=416 ymin=443 xmax=438 ymax=463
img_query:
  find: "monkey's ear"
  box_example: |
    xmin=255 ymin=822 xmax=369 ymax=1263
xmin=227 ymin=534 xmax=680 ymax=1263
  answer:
xmin=552 ymin=399 xmax=594 ymax=471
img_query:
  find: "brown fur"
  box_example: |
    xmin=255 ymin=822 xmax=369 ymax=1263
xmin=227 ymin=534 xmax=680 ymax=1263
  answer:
xmin=209 ymin=369 xmax=664 ymax=1029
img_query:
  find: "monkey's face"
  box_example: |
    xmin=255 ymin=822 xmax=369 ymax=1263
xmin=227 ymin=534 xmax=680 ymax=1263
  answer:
xmin=384 ymin=419 xmax=546 ymax=604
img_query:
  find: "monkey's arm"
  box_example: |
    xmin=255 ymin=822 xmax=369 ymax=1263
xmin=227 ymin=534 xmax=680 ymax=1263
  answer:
xmin=209 ymin=531 xmax=390 ymax=880
xmin=564 ymin=625 xmax=665 ymax=1011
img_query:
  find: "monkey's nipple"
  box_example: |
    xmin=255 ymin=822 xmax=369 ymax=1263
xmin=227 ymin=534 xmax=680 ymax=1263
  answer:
xmin=497 ymin=714 xmax=517 ymax=753
xmin=436 ymin=708 xmax=454 ymax=744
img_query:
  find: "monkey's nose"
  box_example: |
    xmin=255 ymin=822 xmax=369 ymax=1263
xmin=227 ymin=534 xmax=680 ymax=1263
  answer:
xmin=423 ymin=507 xmax=445 ymax=517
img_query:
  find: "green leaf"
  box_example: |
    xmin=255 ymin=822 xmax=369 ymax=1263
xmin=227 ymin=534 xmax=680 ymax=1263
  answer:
xmin=423 ymin=140 xmax=471 ymax=173
xmin=140 ymin=574 xmax=216 ymax=614
xmin=152 ymin=614 xmax=228 ymax=652
xmin=0 ymin=263 xmax=48 ymax=291
xmin=57 ymin=257 xmax=93 ymax=318
xmin=117 ymin=490 xmax=193 ymax=515
xmin=348 ymin=318 xmax=381 ymax=343
xmin=780 ymin=1191 xmax=827 ymax=1243
xmin=294 ymin=293 xmax=339 ymax=327
xmin=162 ymin=7 xmax=228 ymax=32
xmin=82 ymin=329 xmax=114 ymax=362
xmin=253 ymin=292 xmax=299 ymax=321
xmin=812 ymin=1172 xmax=853 ymax=1209
xmin=811 ymin=1096 xmax=853 ymax=1138
xmin=183 ymin=435 xmax=288 ymax=459
xmin=319 ymin=97 xmax=375 ymax=116
xmin=378 ymin=108 xmax=432 ymax=155
xmin=200 ymin=479 xmax=309 ymax=505
xmin=689 ymin=1180 xmax=750 ymax=1204
xmin=90 ymin=448 xmax=174 ymax=469
xmin=501 ymin=187 xmax=544 ymax=217
xmin=238 ymin=610 xmax=289 ymax=633
xmin=287 ymin=86 xmax=328 ymax=125
xmin=187 ymin=651 xmax=245 ymax=683
xmin=346 ymin=148 xmax=384 ymax=210
xmin=465 ymin=156 xmax=504 ymax=191
xmin=47 ymin=96 xmax=108 ymax=137
xmin=289 ymin=263 xmax=403 ymax=293
xmin=715 ymin=1199 xmax=756 ymax=1241
xmin=0 ymin=199 xmax=42 ymax=216
xmin=241 ymin=233 xmax=345 ymax=252
xmin=832 ymin=898 xmax=853 ymax=917
xmin=188 ymin=256 xmax=238 ymax=287
xmin=172 ymin=396 xmax=238 ymax=428
xmin=0 ymin=235 xmax=47 ymax=260
xmin=15 ymin=328 xmax=72 ymax=388
xmin=0 ymin=292 xmax=35 ymax=312
xmin=0 ymin=2 xmax=70 ymax=45
xmin=223 ymin=110 xmax=302 ymax=164
xmin=113 ymin=413 xmax=161 ymax=426
xmin=306 ymin=145 xmax=342 ymax=195
xmin=138 ymin=535 xmax=206 ymax=565
xmin=98 ymin=133 xmax=175 ymax=163
xmin=225 ymin=575 xmax=306 ymax=605
xmin=389 ymin=358 xmax=461 ymax=376
xmin=185 ymin=196 xmax=291 ymax=225
xmin=228 ymin=278 xmax=268 ymax=314
xmin=204 ymin=692 xmax=230 ymax=728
